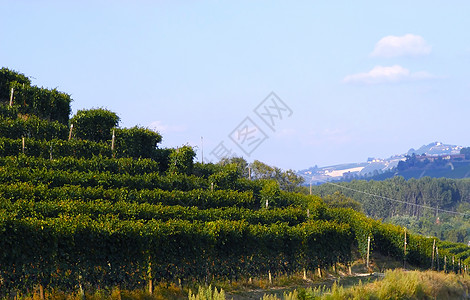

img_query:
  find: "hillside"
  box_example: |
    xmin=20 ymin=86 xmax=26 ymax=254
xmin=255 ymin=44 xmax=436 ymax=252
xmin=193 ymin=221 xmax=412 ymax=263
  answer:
xmin=299 ymin=142 xmax=466 ymax=184
xmin=1 ymin=68 xmax=470 ymax=299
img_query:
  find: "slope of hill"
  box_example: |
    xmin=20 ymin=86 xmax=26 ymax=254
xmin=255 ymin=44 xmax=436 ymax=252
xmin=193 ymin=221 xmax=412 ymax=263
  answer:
xmin=1 ymin=68 xmax=470 ymax=298
xmin=299 ymin=142 xmax=465 ymax=184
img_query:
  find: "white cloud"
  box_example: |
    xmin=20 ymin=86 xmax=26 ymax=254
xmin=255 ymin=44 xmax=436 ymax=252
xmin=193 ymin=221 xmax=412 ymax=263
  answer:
xmin=343 ymin=65 xmax=434 ymax=84
xmin=371 ymin=34 xmax=431 ymax=57
xmin=147 ymin=120 xmax=186 ymax=134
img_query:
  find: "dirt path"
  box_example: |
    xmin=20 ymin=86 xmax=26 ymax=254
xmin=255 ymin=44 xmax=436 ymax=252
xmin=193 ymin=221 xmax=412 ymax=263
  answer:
xmin=225 ymin=273 xmax=383 ymax=300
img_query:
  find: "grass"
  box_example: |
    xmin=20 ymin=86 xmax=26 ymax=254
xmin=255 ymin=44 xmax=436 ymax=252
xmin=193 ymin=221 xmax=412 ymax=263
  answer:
xmin=296 ymin=269 xmax=470 ymax=300
xmin=11 ymin=270 xmax=470 ymax=300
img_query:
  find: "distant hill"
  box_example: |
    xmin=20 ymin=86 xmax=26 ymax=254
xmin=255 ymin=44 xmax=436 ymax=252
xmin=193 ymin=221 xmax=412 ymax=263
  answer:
xmin=298 ymin=142 xmax=465 ymax=184
xmin=407 ymin=142 xmax=462 ymax=156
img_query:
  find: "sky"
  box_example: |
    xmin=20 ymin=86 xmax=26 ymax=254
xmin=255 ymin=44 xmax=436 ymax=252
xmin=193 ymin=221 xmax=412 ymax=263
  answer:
xmin=1 ymin=1 xmax=469 ymax=170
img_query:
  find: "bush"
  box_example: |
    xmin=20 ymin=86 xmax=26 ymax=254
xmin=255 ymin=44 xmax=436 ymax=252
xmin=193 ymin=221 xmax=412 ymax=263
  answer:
xmin=114 ymin=126 xmax=162 ymax=159
xmin=0 ymin=68 xmax=30 ymax=102
xmin=168 ymin=145 xmax=196 ymax=175
xmin=71 ymin=108 xmax=120 ymax=142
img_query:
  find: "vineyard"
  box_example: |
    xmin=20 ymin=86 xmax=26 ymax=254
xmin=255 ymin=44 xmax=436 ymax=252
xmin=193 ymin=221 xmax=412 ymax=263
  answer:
xmin=1 ymin=67 xmax=470 ymax=298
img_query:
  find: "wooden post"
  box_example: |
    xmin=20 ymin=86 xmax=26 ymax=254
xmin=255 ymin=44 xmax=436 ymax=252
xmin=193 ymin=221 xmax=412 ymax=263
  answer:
xmin=268 ymin=270 xmax=272 ymax=284
xmin=317 ymin=267 xmax=321 ymax=277
xmin=111 ymin=129 xmax=115 ymax=151
xmin=303 ymin=268 xmax=307 ymax=280
xmin=366 ymin=235 xmax=371 ymax=269
xmin=404 ymin=228 xmax=407 ymax=269
xmin=309 ymin=182 xmax=312 ymax=195
xmin=39 ymin=284 xmax=44 ymax=300
xmin=68 ymin=124 xmax=74 ymax=141
xmin=148 ymin=260 xmax=153 ymax=294
xmin=348 ymin=264 xmax=352 ymax=275
xmin=436 ymin=247 xmax=439 ymax=271
xmin=248 ymin=167 xmax=251 ymax=180
xmin=453 ymin=256 xmax=455 ymax=273
xmin=22 ymin=137 xmax=25 ymax=154
xmin=444 ymin=256 xmax=447 ymax=273
xmin=9 ymin=88 xmax=14 ymax=106
xmin=307 ymin=208 xmax=310 ymax=218
xmin=265 ymin=199 xmax=269 ymax=209
xmin=211 ymin=182 xmax=214 ymax=191
xmin=78 ymin=274 xmax=85 ymax=300
xmin=431 ymin=239 xmax=436 ymax=270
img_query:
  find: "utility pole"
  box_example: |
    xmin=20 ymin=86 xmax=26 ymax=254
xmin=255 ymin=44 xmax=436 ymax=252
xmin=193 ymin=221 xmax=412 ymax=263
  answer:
xmin=201 ymin=136 xmax=204 ymax=164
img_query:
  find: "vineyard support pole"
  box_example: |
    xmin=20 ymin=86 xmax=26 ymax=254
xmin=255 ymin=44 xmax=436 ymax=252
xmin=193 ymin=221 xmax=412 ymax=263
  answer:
xmin=366 ymin=235 xmax=370 ymax=269
xmin=453 ymin=256 xmax=455 ymax=273
xmin=404 ymin=228 xmax=407 ymax=269
xmin=148 ymin=260 xmax=153 ymax=294
xmin=444 ymin=256 xmax=447 ymax=273
xmin=39 ymin=284 xmax=44 ymax=300
xmin=68 ymin=124 xmax=73 ymax=141
xmin=9 ymin=88 xmax=14 ymax=106
xmin=111 ymin=129 xmax=115 ymax=158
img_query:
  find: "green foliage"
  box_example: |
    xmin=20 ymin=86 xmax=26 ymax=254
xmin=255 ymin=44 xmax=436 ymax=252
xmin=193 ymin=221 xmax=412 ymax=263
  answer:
xmin=71 ymin=108 xmax=120 ymax=142
xmin=114 ymin=126 xmax=162 ymax=159
xmin=209 ymin=163 xmax=240 ymax=190
xmin=250 ymin=160 xmax=304 ymax=192
xmin=188 ymin=285 xmax=226 ymax=300
xmin=219 ymin=156 xmax=249 ymax=178
xmin=0 ymin=215 xmax=353 ymax=296
xmin=260 ymin=180 xmax=281 ymax=208
xmin=10 ymin=81 xmax=71 ymax=124
xmin=0 ymin=137 xmax=112 ymax=158
xmin=322 ymin=192 xmax=362 ymax=212
xmin=168 ymin=145 xmax=196 ymax=175
xmin=0 ymin=114 xmax=68 ymax=140
xmin=0 ymin=104 xmax=19 ymax=119
xmin=0 ymin=155 xmax=160 ymax=175
xmin=0 ymin=67 xmax=31 ymax=102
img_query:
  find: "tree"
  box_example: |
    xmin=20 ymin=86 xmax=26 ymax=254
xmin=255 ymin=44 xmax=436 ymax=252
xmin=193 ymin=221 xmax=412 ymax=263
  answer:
xmin=461 ymin=147 xmax=470 ymax=159
xmin=114 ymin=126 xmax=162 ymax=159
xmin=249 ymin=160 xmax=304 ymax=192
xmin=218 ymin=156 xmax=249 ymax=178
xmin=168 ymin=145 xmax=196 ymax=175
xmin=0 ymin=67 xmax=31 ymax=102
xmin=323 ymin=192 xmax=362 ymax=211
xmin=71 ymin=108 xmax=120 ymax=142
xmin=260 ymin=180 xmax=281 ymax=208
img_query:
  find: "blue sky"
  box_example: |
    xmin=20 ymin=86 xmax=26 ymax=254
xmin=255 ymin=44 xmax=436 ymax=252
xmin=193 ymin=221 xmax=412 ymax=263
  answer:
xmin=1 ymin=1 xmax=469 ymax=170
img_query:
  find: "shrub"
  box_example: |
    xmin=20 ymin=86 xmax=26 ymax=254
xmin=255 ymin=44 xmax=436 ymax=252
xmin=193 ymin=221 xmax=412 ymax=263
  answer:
xmin=71 ymin=108 xmax=120 ymax=142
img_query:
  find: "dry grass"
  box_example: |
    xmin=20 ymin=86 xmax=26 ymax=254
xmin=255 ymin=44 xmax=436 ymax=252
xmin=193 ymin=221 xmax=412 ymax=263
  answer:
xmin=315 ymin=269 xmax=470 ymax=300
